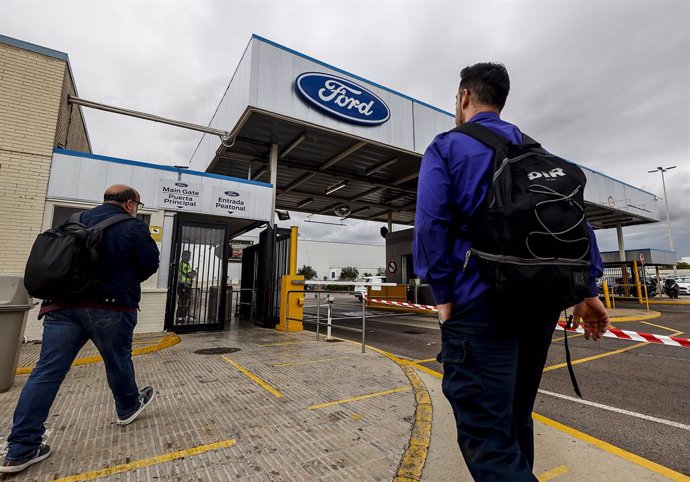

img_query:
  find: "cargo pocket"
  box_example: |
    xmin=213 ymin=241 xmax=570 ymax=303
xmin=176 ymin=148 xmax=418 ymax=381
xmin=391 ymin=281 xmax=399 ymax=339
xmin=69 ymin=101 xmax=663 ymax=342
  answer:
xmin=439 ymin=334 xmax=485 ymax=402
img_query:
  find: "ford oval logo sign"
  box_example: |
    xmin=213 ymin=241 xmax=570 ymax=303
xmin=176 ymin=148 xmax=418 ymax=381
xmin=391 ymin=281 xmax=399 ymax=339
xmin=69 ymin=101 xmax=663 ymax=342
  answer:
xmin=295 ymin=72 xmax=390 ymax=126
xmin=224 ymin=191 xmax=240 ymax=197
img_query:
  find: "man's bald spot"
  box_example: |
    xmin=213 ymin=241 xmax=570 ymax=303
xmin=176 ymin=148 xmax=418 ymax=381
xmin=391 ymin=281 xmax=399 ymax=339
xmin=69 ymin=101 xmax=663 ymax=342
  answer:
xmin=104 ymin=184 xmax=140 ymax=204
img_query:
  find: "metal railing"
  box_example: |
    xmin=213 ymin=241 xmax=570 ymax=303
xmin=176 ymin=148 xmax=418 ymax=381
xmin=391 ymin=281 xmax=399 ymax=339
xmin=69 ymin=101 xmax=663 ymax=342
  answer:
xmin=285 ymin=280 xmax=396 ymax=353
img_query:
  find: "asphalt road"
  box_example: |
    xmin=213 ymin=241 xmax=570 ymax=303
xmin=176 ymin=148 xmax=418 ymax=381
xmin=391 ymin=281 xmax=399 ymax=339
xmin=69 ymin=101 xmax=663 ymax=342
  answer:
xmin=302 ymin=293 xmax=690 ymax=476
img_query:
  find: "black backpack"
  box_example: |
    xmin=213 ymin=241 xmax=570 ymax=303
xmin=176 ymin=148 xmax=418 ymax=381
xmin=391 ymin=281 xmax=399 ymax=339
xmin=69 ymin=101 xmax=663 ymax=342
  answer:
xmin=452 ymin=123 xmax=591 ymax=310
xmin=24 ymin=212 xmax=133 ymax=300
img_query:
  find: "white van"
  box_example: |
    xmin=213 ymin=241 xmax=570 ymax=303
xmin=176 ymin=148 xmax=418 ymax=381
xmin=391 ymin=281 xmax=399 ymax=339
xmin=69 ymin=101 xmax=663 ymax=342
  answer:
xmin=354 ymin=275 xmax=386 ymax=301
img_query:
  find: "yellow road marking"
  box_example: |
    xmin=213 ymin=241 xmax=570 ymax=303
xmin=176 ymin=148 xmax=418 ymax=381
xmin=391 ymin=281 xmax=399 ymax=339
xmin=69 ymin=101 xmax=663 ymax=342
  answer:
xmin=412 ymin=357 xmax=437 ymax=364
xmin=543 ymin=342 xmax=648 ymax=371
xmin=361 ymin=338 xmax=688 ymax=480
xmin=309 ymin=386 xmax=409 ymax=409
xmin=551 ymin=333 xmax=584 ymax=343
xmin=333 ymin=339 xmax=432 ymax=482
xmin=537 ymin=465 xmax=570 ymax=481
xmin=52 ymin=438 xmax=236 ymax=482
xmin=640 ymin=320 xmax=680 ymax=333
xmin=16 ymin=333 xmax=181 ymax=375
xmin=220 ymin=356 xmax=283 ymax=398
xmin=259 ymin=341 xmax=312 ymax=347
xmin=533 ymin=414 xmax=690 ymax=481
xmin=544 ymin=328 xmax=683 ymax=372
xmin=273 ymin=356 xmax=350 ymax=367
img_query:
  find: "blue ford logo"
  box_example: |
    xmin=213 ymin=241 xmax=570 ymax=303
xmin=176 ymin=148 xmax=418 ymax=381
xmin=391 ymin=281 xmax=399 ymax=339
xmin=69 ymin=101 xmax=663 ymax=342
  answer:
xmin=295 ymin=73 xmax=390 ymax=125
xmin=175 ymin=182 xmax=188 ymax=187
xmin=224 ymin=191 xmax=240 ymax=197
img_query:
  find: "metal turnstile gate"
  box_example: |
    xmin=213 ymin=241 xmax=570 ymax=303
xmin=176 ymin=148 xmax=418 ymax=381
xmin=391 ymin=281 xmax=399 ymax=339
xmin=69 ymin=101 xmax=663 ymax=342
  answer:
xmin=239 ymin=226 xmax=291 ymax=327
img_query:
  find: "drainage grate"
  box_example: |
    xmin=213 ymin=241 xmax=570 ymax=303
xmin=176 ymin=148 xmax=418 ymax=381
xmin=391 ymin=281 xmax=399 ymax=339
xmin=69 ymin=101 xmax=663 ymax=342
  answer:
xmin=194 ymin=347 xmax=241 ymax=355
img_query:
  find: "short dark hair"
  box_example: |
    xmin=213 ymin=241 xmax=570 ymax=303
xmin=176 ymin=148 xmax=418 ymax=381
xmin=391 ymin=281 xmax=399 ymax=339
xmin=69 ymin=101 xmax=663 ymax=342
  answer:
xmin=103 ymin=186 xmax=139 ymax=204
xmin=459 ymin=63 xmax=510 ymax=110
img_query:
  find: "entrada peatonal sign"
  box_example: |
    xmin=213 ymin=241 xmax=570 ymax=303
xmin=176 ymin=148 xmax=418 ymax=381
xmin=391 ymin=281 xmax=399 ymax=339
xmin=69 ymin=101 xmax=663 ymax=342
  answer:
xmin=295 ymin=72 xmax=390 ymax=125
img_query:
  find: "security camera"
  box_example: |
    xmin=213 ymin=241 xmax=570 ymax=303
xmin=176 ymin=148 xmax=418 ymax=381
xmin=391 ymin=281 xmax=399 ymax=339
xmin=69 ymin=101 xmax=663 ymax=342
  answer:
xmin=276 ymin=210 xmax=291 ymax=221
xmin=334 ymin=205 xmax=351 ymax=218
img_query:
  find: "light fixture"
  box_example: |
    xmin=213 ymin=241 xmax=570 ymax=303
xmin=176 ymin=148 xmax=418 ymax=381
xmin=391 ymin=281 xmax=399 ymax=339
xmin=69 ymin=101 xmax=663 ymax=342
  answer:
xmin=297 ymin=198 xmax=313 ymax=208
xmin=275 ymin=210 xmax=291 ymax=221
xmin=325 ymin=181 xmax=347 ymax=195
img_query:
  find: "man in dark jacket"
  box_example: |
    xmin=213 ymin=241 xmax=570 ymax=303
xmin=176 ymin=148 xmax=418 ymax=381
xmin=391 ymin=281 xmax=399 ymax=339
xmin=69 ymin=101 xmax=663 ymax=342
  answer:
xmin=414 ymin=64 xmax=610 ymax=480
xmin=1 ymin=184 xmax=160 ymax=474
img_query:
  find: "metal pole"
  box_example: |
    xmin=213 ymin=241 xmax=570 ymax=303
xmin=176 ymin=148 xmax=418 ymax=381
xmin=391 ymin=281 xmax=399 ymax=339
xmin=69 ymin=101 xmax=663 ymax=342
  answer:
xmin=326 ymin=299 xmax=333 ymax=340
xmin=316 ymin=292 xmax=321 ymax=341
xmin=269 ymin=143 xmax=278 ymax=228
xmin=361 ymin=296 xmax=367 ymax=353
xmin=68 ymin=96 xmax=230 ymax=140
xmin=616 ymin=224 xmax=625 ymax=262
xmin=660 ymin=169 xmax=678 ymax=276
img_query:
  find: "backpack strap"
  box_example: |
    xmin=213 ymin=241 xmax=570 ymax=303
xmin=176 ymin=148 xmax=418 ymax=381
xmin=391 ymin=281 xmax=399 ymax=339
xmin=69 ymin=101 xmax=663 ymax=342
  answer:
xmin=450 ymin=122 xmax=513 ymax=151
xmin=451 ymin=123 xmax=543 ymax=150
xmin=92 ymin=213 xmax=134 ymax=231
xmin=68 ymin=211 xmax=85 ymax=224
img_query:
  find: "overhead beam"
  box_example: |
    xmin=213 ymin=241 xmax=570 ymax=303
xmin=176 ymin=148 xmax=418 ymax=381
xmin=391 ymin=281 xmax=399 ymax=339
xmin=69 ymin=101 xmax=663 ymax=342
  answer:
xmin=348 ymin=186 xmax=386 ymax=203
xmin=365 ymin=157 xmax=398 ymax=176
xmin=283 ymin=172 xmax=316 ymax=192
xmin=318 ymin=141 xmax=367 ymax=171
xmin=392 ymin=171 xmax=419 ymax=186
xmin=279 ymin=188 xmax=415 ymax=215
xmin=280 ymin=133 xmax=306 ymax=158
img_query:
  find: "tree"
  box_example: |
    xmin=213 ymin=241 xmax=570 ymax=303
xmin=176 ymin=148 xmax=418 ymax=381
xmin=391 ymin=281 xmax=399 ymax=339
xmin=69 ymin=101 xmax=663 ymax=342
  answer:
xmin=362 ymin=272 xmax=372 ymax=277
xmin=376 ymin=267 xmax=385 ymax=276
xmin=677 ymin=261 xmax=690 ymax=269
xmin=339 ymin=266 xmax=359 ymax=281
xmin=297 ymin=265 xmax=317 ymax=280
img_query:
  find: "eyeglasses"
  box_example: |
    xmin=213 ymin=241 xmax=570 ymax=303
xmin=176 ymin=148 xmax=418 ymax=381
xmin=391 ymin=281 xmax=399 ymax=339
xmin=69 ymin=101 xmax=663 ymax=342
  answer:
xmin=130 ymin=199 xmax=145 ymax=210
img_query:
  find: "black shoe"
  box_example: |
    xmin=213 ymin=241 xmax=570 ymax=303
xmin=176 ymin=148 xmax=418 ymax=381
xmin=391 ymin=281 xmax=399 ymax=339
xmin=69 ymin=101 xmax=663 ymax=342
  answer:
xmin=0 ymin=444 xmax=51 ymax=474
xmin=117 ymin=386 xmax=155 ymax=426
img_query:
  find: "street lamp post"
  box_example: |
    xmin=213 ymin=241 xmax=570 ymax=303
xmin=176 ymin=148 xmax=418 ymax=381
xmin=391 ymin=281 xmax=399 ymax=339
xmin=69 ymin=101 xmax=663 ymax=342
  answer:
xmin=648 ymin=166 xmax=677 ymax=275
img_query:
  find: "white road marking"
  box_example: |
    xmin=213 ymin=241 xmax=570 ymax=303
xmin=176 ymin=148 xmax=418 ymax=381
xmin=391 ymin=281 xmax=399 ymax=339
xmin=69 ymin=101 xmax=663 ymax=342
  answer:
xmin=538 ymin=389 xmax=690 ymax=431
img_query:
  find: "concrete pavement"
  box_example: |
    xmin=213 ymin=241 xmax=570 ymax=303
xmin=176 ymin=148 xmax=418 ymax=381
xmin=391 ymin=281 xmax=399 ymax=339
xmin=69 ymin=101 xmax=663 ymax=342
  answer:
xmin=1 ymin=320 xmax=686 ymax=481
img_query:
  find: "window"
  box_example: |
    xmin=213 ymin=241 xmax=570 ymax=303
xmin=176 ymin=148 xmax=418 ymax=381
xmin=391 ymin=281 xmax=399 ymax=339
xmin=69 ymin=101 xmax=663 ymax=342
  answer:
xmin=52 ymin=206 xmax=150 ymax=228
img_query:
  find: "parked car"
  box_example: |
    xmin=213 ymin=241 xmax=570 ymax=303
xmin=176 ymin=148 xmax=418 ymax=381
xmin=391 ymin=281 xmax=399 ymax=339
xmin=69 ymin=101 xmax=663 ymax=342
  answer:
xmin=354 ymin=275 xmax=386 ymax=301
xmin=675 ymin=277 xmax=690 ymax=295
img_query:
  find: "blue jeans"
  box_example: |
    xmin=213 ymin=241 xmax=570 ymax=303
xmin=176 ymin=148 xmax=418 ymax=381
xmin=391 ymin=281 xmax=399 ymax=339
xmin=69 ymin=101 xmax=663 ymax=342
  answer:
xmin=6 ymin=308 xmax=140 ymax=461
xmin=439 ymin=293 xmax=560 ymax=482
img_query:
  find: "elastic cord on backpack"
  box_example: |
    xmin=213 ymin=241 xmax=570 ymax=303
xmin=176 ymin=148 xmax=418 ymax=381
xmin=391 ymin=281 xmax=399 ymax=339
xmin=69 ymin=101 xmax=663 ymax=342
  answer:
xmin=563 ymin=312 xmax=583 ymax=397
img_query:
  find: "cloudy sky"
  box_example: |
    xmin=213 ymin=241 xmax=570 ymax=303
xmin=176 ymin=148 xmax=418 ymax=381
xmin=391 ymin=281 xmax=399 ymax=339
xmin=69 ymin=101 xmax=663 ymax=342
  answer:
xmin=2 ymin=0 xmax=689 ymax=257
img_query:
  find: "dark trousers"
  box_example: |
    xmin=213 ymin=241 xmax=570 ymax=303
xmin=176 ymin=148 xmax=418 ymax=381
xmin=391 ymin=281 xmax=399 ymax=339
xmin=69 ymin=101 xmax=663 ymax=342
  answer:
xmin=6 ymin=308 xmax=139 ymax=461
xmin=439 ymin=292 xmax=560 ymax=481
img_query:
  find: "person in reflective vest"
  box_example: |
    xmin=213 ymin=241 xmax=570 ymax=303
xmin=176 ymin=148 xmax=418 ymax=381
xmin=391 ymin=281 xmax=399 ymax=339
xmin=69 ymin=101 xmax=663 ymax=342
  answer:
xmin=176 ymin=250 xmax=196 ymax=321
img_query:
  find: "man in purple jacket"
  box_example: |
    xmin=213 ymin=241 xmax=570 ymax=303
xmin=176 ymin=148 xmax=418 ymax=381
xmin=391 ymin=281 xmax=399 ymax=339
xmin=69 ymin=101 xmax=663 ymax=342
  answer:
xmin=414 ymin=63 xmax=610 ymax=481
xmin=1 ymin=184 xmax=160 ymax=475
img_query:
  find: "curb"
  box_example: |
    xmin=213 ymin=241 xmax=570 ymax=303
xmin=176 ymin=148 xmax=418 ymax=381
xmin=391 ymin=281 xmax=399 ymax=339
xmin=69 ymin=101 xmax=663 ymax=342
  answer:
xmin=333 ymin=338 xmax=432 ymax=481
xmin=16 ymin=333 xmax=181 ymax=375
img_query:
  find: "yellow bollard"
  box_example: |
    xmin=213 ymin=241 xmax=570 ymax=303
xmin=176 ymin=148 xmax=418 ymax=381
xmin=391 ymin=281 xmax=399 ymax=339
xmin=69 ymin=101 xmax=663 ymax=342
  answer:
xmin=633 ymin=261 xmax=642 ymax=304
xmin=602 ymin=279 xmax=611 ymax=309
xmin=277 ymin=274 xmax=304 ymax=332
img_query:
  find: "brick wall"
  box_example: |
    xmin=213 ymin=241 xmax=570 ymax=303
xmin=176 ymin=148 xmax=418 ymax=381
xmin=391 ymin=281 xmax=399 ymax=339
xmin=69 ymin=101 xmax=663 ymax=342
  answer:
xmin=0 ymin=42 xmax=66 ymax=274
xmin=54 ymin=67 xmax=90 ymax=152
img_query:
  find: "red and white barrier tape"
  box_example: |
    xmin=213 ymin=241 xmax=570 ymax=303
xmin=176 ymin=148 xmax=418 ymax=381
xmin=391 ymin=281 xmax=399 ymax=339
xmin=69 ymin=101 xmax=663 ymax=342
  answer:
xmin=556 ymin=323 xmax=690 ymax=347
xmin=364 ymin=296 xmax=690 ymax=348
xmin=364 ymin=295 xmax=437 ymax=312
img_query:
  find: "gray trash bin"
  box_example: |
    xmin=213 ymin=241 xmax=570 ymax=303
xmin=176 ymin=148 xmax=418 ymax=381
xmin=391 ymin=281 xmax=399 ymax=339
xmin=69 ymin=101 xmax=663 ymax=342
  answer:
xmin=0 ymin=276 xmax=33 ymax=393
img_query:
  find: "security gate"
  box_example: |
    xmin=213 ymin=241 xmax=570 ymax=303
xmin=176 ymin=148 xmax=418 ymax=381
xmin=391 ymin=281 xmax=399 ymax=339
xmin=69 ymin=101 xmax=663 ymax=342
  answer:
xmin=165 ymin=219 xmax=229 ymax=332
xmin=239 ymin=226 xmax=291 ymax=327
